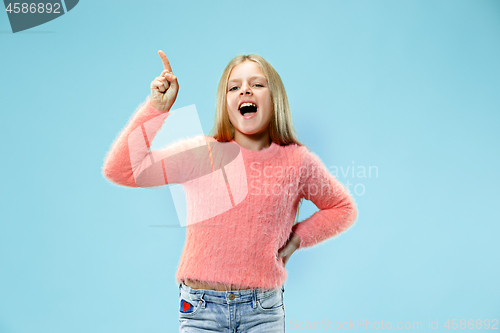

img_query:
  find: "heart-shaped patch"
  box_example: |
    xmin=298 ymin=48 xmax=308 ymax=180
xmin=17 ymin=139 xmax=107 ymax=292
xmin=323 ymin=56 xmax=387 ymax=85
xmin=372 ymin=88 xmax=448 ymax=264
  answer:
xmin=182 ymin=300 xmax=192 ymax=312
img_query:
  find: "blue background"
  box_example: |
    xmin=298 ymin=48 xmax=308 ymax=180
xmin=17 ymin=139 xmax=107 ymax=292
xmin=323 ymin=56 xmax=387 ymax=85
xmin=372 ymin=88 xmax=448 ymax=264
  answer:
xmin=1 ymin=0 xmax=499 ymax=332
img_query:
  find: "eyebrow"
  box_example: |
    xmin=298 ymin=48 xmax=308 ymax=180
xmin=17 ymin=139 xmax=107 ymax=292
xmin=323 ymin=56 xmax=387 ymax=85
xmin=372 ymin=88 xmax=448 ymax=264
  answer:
xmin=228 ymin=75 xmax=267 ymax=84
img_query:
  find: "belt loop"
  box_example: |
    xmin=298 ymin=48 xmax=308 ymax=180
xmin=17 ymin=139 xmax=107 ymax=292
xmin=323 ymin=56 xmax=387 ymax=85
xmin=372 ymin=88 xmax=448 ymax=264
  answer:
xmin=200 ymin=290 xmax=206 ymax=309
xmin=252 ymin=288 xmax=257 ymax=309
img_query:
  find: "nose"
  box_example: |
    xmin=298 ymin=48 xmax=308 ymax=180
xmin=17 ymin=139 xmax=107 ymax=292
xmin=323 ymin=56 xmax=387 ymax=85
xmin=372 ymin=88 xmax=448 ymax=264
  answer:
xmin=240 ymin=84 xmax=252 ymax=95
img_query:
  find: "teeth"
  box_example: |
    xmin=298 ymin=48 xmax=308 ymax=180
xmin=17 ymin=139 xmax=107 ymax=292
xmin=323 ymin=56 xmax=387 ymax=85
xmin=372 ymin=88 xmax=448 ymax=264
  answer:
xmin=240 ymin=102 xmax=256 ymax=108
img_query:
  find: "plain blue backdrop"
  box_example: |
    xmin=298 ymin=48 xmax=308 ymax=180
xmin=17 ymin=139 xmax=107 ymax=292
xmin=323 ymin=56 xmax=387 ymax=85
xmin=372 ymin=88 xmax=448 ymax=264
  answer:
xmin=1 ymin=0 xmax=499 ymax=332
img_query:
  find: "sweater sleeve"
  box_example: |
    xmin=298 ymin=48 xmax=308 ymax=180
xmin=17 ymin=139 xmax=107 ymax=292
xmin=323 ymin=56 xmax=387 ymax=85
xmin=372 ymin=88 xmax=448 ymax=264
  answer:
xmin=291 ymin=147 xmax=358 ymax=249
xmin=102 ymin=97 xmax=213 ymax=187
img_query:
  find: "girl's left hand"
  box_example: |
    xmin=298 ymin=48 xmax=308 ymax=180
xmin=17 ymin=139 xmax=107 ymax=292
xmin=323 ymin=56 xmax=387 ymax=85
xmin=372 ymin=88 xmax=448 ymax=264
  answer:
xmin=277 ymin=233 xmax=301 ymax=267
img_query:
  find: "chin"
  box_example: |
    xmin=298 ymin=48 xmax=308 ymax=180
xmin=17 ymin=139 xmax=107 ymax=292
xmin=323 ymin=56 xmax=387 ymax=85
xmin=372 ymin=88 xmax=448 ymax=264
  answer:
xmin=239 ymin=128 xmax=266 ymax=135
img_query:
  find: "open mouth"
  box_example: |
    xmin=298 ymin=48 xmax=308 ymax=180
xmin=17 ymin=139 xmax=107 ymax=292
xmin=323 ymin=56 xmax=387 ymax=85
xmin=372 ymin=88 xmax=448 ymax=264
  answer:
xmin=239 ymin=102 xmax=258 ymax=116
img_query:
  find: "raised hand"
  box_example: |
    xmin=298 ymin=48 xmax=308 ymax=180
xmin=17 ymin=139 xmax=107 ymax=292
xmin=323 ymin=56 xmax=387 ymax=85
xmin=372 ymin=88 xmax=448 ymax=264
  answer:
xmin=150 ymin=50 xmax=179 ymax=112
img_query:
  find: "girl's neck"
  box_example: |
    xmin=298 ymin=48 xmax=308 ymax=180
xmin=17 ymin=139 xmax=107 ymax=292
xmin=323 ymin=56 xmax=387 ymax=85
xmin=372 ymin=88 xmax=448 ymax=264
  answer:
xmin=233 ymin=131 xmax=271 ymax=152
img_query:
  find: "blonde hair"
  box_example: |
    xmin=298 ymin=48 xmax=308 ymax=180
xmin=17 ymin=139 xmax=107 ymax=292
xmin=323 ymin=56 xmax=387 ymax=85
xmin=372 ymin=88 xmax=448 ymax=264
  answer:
xmin=210 ymin=54 xmax=303 ymax=147
xmin=209 ymin=53 xmax=304 ymax=226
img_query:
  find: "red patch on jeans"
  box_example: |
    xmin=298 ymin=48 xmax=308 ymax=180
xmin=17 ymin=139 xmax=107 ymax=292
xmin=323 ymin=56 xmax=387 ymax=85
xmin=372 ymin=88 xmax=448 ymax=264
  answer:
xmin=180 ymin=299 xmax=193 ymax=313
xmin=183 ymin=302 xmax=191 ymax=312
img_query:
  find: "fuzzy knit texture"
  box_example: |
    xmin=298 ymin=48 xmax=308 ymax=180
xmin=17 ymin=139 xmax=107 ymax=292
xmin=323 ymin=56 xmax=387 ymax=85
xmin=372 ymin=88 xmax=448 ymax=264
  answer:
xmin=102 ymin=97 xmax=358 ymax=290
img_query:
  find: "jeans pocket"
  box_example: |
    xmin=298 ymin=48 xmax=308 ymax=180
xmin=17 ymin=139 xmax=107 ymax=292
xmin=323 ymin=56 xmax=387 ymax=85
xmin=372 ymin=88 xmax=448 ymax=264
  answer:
xmin=178 ymin=287 xmax=204 ymax=317
xmin=256 ymin=289 xmax=284 ymax=312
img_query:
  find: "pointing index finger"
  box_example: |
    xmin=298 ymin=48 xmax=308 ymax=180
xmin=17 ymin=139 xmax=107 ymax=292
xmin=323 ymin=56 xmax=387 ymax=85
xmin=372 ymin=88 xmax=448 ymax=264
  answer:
xmin=158 ymin=50 xmax=172 ymax=72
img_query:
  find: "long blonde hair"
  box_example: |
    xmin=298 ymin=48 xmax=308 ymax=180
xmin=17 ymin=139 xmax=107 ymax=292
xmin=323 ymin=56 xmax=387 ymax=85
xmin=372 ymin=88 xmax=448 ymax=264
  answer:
xmin=209 ymin=53 xmax=304 ymax=226
xmin=210 ymin=54 xmax=303 ymax=147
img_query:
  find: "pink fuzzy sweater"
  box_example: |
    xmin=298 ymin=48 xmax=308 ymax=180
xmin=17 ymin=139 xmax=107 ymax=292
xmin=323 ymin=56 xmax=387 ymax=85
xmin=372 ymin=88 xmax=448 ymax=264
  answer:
xmin=102 ymin=97 xmax=358 ymax=289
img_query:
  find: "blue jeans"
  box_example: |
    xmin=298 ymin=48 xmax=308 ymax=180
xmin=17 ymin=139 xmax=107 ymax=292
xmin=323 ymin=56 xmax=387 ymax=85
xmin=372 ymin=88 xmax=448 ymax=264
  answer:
xmin=178 ymin=282 xmax=286 ymax=332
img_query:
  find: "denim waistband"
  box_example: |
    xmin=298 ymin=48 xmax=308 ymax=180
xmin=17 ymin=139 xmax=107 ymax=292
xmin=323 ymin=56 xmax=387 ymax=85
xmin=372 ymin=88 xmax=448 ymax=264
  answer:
xmin=179 ymin=282 xmax=284 ymax=305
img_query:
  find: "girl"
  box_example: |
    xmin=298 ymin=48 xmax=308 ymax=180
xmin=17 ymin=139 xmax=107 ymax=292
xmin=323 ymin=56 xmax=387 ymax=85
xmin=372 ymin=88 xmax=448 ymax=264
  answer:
xmin=102 ymin=51 xmax=358 ymax=332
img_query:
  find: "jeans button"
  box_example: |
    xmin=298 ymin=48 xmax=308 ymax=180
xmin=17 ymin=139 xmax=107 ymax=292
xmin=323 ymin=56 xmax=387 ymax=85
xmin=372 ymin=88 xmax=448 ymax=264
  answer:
xmin=228 ymin=294 xmax=235 ymax=300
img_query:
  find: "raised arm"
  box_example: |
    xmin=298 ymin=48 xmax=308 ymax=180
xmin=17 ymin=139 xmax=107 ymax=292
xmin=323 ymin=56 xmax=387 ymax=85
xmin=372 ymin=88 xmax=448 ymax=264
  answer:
xmin=102 ymin=51 xmax=178 ymax=187
xmin=291 ymin=147 xmax=358 ymax=249
xmin=102 ymin=51 xmax=213 ymax=187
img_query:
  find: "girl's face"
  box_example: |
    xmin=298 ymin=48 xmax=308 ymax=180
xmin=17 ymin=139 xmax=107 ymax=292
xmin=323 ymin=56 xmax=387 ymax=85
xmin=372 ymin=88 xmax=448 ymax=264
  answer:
xmin=226 ymin=60 xmax=273 ymax=138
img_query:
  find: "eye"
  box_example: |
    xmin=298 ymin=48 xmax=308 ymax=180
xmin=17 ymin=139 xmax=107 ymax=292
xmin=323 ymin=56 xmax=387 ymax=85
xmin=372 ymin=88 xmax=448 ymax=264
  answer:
xmin=229 ymin=86 xmax=238 ymax=91
xmin=253 ymin=84 xmax=264 ymax=87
